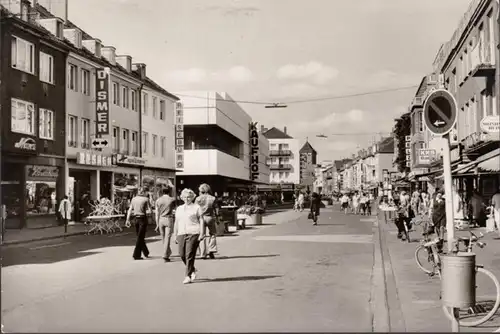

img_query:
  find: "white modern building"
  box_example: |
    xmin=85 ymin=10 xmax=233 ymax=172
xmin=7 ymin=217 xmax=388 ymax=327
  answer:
xmin=262 ymin=126 xmax=300 ymax=185
xmin=174 ymin=92 xmax=270 ymax=195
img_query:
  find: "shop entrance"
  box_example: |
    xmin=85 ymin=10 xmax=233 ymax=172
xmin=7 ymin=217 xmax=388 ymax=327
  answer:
xmin=69 ymin=170 xmax=91 ymax=222
xmin=100 ymin=171 xmax=113 ymax=200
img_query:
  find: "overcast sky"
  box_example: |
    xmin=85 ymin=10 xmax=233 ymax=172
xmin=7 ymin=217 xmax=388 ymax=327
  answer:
xmin=47 ymin=0 xmax=471 ymax=161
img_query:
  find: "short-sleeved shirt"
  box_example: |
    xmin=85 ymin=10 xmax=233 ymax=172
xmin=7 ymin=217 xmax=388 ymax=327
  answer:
xmin=156 ymin=195 xmax=175 ymax=218
xmin=175 ymin=203 xmax=202 ymax=235
xmin=195 ymin=194 xmax=217 ymax=217
xmin=129 ymin=195 xmax=149 ymax=216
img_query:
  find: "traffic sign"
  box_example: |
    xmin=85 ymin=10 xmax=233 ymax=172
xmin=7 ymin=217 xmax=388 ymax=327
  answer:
xmin=91 ymin=138 xmax=109 ymax=149
xmin=423 ymin=89 xmax=457 ymax=136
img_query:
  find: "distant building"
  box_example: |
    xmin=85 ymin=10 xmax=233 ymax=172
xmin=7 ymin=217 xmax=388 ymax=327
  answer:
xmin=299 ymin=140 xmax=317 ymax=191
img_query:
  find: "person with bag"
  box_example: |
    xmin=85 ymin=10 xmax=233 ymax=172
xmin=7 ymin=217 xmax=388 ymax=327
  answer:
xmin=195 ymin=183 xmax=219 ymax=260
xmin=309 ymin=192 xmax=321 ymax=226
xmin=174 ymin=189 xmax=205 ymax=284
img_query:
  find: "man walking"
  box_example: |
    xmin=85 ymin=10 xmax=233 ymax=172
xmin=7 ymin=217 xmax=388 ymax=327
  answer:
xmin=126 ymin=187 xmax=151 ymax=260
xmin=195 ymin=183 xmax=219 ymax=259
xmin=155 ymin=186 xmax=176 ymax=262
xmin=58 ymin=195 xmax=72 ymax=233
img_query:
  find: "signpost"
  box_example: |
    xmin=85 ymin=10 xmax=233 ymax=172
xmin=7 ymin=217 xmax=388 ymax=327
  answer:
xmin=91 ymin=137 xmax=109 ymax=149
xmin=424 ymin=88 xmax=459 ymax=332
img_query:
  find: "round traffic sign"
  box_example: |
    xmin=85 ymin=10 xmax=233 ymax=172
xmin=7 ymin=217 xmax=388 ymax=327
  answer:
xmin=423 ymin=89 xmax=458 ymax=136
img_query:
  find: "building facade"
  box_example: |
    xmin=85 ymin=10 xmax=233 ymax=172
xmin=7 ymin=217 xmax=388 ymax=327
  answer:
xmin=299 ymin=140 xmax=317 ymax=191
xmin=175 ymin=92 xmax=270 ymax=195
xmin=262 ymin=126 xmax=300 ymax=186
xmin=1 ymin=2 xmax=70 ymax=229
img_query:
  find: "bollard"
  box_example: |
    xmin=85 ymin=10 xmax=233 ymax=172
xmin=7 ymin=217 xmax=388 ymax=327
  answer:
xmin=441 ymin=252 xmax=476 ymax=332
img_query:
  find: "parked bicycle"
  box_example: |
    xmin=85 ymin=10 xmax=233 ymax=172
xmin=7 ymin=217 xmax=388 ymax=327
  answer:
xmin=414 ymin=231 xmax=500 ymax=327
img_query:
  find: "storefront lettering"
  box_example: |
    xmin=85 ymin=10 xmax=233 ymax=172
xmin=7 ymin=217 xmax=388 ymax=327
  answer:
xmin=14 ymin=137 xmax=36 ymax=151
xmin=95 ymin=68 xmax=110 ymax=135
xmin=175 ymin=102 xmax=184 ymax=169
xmin=76 ymin=152 xmax=113 ymax=166
xmin=249 ymin=122 xmax=259 ymax=181
xmin=26 ymin=165 xmax=59 ymax=180
xmin=115 ymin=154 xmax=146 ymax=166
xmin=417 ymin=149 xmax=437 ymax=165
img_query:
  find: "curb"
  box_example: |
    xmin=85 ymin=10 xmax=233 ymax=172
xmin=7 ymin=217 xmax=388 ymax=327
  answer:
xmin=2 ymin=231 xmax=88 ymax=246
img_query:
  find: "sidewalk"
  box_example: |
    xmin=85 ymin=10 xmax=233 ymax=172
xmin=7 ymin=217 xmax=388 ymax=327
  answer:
xmin=1 ymin=204 xmax=298 ymax=246
xmin=377 ymin=211 xmax=500 ymax=332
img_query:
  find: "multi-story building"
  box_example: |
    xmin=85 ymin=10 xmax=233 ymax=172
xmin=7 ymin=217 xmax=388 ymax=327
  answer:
xmin=299 ymin=140 xmax=317 ymax=191
xmin=431 ymin=0 xmax=499 ymax=199
xmin=1 ymin=1 xmax=70 ymax=229
xmin=262 ymin=126 xmax=300 ymax=186
xmin=175 ymin=92 xmax=270 ymax=195
xmin=32 ymin=4 xmax=178 ymax=222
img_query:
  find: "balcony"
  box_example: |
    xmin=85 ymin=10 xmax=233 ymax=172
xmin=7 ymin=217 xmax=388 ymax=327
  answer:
xmin=270 ymin=164 xmax=292 ymax=171
xmin=471 ymin=47 xmax=496 ymax=78
xmin=178 ymin=149 xmax=248 ymax=180
xmin=269 ymin=149 xmax=292 ymax=156
xmin=409 ymin=96 xmax=424 ymax=111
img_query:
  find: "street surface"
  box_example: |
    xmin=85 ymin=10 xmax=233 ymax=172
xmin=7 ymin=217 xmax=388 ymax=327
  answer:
xmin=2 ymin=206 xmax=377 ymax=332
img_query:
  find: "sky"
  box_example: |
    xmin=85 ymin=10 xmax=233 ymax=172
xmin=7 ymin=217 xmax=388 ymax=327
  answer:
xmin=43 ymin=0 xmax=471 ymax=161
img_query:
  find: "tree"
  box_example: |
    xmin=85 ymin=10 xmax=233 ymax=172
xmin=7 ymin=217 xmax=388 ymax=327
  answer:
xmin=392 ymin=112 xmax=412 ymax=173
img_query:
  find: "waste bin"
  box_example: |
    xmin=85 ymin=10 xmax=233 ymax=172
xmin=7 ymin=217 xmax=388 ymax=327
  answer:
xmin=441 ymin=253 xmax=476 ymax=308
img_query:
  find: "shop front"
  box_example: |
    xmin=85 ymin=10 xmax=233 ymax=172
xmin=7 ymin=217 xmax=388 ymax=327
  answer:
xmin=2 ymin=156 xmax=65 ymax=229
xmin=141 ymin=168 xmax=176 ymax=204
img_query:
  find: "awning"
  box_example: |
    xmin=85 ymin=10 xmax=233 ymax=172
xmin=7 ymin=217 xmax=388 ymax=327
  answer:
xmin=453 ymin=148 xmax=500 ymax=174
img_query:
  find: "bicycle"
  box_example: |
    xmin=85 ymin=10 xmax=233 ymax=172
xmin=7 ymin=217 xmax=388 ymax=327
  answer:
xmin=415 ymin=231 xmax=500 ymax=327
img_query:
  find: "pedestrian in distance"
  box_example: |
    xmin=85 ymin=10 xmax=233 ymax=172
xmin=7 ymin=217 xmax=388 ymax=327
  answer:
xmin=174 ymin=188 xmax=206 ymax=284
xmin=58 ymin=195 xmax=72 ymax=234
xmin=309 ymin=192 xmax=321 ymax=225
xmin=340 ymin=193 xmax=350 ymax=215
xmin=298 ymin=192 xmax=305 ymax=212
xmin=431 ymin=190 xmax=446 ymax=252
xmin=195 ymin=183 xmax=219 ymax=260
xmin=155 ymin=186 xmax=176 ymax=263
xmin=352 ymin=192 xmax=360 ymax=215
xmin=126 ymin=187 xmax=151 ymax=260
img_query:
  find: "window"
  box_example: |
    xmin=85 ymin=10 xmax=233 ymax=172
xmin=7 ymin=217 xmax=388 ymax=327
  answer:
xmin=152 ymin=134 xmax=157 ymax=156
xmin=482 ymin=92 xmax=488 ymax=118
xmin=11 ymin=98 xmax=35 ymax=135
xmin=112 ymin=82 xmax=120 ymax=105
xmin=26 ymin=180 xmax=57 ymax=216
xmin=131 ymin=131 xmax=138 ymax=156
xmin=487 ymin=10 xmax=496 ymax=64
xmin=142 ymin=131 xmax=148 ymax=154
xmin=471 ymin=97 xmax=478 ymax=133
xmin=81 ymin=69 xmax=90 ymax=95
xmin=418 ymin=110 xmax=423 ymax=132
xmin=68 ymin=115 xmax=77 ymax=147
xmin=11 ymin=36 xmax=35 ymax=74
xmin=152 ymin=96 xmax=158 ymax=118
xmin=142 ymin=93 xmax=148 ymax=115
xmin=112 ymin=127 xmax=119 ymax=153
xmin=122 ymin=129 xmax=129 ymax=154
xmin=39 ymin=109 xmax=54 ymax=140
xmin=131 ymin=90 xmax=137 ymax=111
xmin=81 ymin=118 xmax=90 ymax=149
xmin=68 ymin=64 xmax=78 ymax=91
xmin=160 ymin=136 xmax=165 ymax=158
xmin=39 ymin=52 xmax=54 ymax=84
xmin=122 ymin=86 xmax=129 ymax=108
xmin=159 ymin=100 xmax=166 ymax=120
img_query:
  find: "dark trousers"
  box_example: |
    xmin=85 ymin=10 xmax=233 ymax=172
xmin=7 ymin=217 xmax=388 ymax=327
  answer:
xmin=133 ymin=216 xmax=149 ymax=259
xmin=178 ymin=234 xmax=200 ymax=277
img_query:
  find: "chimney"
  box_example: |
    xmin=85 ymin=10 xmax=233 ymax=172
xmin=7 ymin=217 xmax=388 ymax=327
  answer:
xmin=284 ymin=126 xmax=287 ymax=134
xmin=116 ymin=55 xmax=132 ymax=72
xmin=63 ymin=28 xmax=82 ymax=48
xmin=132 ymin=63 xmax=146 ymax=80
xmin=82 ymin=38 xmax=102 ymax=57
xmin=101 ymin=46 xmax=116 ymax=65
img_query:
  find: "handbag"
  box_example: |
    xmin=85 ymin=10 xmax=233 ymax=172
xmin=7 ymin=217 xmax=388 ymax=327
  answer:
xmin=307 ymin=212 xmax=313 ymax=220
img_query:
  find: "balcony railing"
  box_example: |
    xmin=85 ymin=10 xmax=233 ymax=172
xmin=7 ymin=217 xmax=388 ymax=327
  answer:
xmin=471 ymin=47 xmax=495 ymax=77
xmin=270 ymin=164 xmax=292 ymax=170
xmin=269 ymin=150 xmax=292 ymax=156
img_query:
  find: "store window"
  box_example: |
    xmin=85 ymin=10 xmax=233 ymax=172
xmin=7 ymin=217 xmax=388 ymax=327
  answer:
xmin=25 ymin=165 xmax=59 ymax=216
xmin=1 ymin=163 xmax=23 ymax=219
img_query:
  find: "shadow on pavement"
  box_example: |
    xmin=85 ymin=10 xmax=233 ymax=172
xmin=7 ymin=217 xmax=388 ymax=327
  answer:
xmin=195 ymin=275 xmax=282 ymax=283
xmin=215 ymin=254 xmax=279 ymax=260
xmin=1 ymin=227 xmax=159 ymax=267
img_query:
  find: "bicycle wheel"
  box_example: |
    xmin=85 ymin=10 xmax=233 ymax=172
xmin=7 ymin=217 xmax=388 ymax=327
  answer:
xmin=442 ymin=267 xmax=500 ymax=327
xmin=415 ymin=245 xmax=436 ymax=275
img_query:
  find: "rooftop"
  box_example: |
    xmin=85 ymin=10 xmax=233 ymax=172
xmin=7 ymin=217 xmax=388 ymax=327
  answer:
xmin=263 ymin=127 xmax=293 ymax=139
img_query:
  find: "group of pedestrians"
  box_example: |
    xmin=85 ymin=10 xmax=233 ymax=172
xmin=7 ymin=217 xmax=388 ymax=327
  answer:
xmin=125 ymin=183 xmax=220 ymax=284
xmin=339 ymin=192 xmax=372 ymax=216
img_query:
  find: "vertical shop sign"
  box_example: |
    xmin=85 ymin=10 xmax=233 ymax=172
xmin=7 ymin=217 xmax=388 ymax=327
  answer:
xmin=405 ymin=135 xmax=411 ymax=167
xmin=175 ymin=102 xmax=184 ymax=169
xmin=95 ymin=68 xmax=110 ymax=135
xmin=249 ymin=122 xmax=259 ymax=181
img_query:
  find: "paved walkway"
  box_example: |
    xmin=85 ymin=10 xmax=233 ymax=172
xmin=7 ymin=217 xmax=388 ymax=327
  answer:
xmin=377 ymin=210 xmax=500 ymax=332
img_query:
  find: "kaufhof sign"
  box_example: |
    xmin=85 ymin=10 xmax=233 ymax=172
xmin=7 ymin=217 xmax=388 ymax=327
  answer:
xmin=249 ymin=122 xmax=259 ymax=181
xmin=95 ymin=68 xmax=110 ymax=135
xmin=175 ymin=102 xmax=184 ymax=169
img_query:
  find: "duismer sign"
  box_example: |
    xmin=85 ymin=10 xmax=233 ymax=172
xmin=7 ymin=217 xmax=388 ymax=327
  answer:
xmin=249 ymin=122 xmax=259 ymax=181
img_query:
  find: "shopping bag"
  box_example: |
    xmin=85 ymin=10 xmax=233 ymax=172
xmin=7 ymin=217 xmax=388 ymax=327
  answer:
xmin=307 ymin=212 xmax=313 ymax=220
